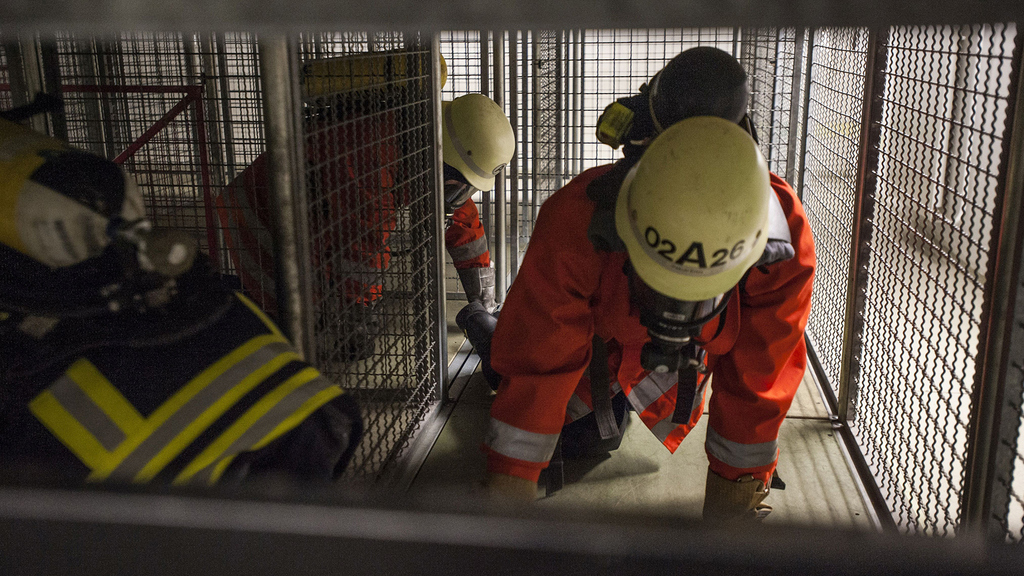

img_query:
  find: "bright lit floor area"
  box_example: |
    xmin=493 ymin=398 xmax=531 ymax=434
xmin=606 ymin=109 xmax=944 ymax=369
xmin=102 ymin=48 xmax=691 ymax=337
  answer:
xmin=406 ymin=305 xmax=875 ymax=530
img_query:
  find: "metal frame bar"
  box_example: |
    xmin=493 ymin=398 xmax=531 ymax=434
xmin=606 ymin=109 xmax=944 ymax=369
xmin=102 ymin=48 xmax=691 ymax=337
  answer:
xmin=493 ymin=30 xmax=507 ymax=301
xmin=3 ymin=484 xmax=1024 ymax=575
xmin=258 ymin=35 xmax=314 ymax=360
xmin=432 ymin=33 xmax=450 ymax=399
xmin=962 ymin=28 xmax=1024 ymax=538
xmin=785 ymin=27 xmax=806 ymax=185
xmin=509 ymin=30 xmax=520 ymax=282
xmin=833 ymin=27 xmax=896 ymax=530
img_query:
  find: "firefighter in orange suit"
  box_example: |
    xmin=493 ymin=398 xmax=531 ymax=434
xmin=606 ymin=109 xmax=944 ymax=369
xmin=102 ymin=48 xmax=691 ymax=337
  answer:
xmin=0 ymin=113 xmax=362 ymax=485
xmin=482 ymin=48 xmax=816 ymax=522
xmin=217 ymin=69 xmax=514 ymax=360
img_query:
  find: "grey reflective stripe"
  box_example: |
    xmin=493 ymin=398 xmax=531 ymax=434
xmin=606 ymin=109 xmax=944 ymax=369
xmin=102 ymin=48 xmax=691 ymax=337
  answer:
xmin=626 ymin=371 xmax=676 ymax=413
xmin=691 ymin=377 xmax=708 ymax=415
xmin=48 ymin=374 xmax=125 ymax=451
xmin=705 ymin=426 xmax=779 ymax=469
xmin=565 ymin=394 xmax=591 ymax=422
xmin=485 ymin=418 xmax=560 ymax=463
xmin=109 ymin=341 xmax=294 ymax=480
xmin=447 ymin=236 xmax=489 ymax=263
xmin=444 ymin=105 xmax=493 ymax=181
xmin=189 ymin=374 xmax=340 ymax=485
xmin=649 ymin=417 xmax=679 ymax=443
xmin=335 ymin=258 xmax=381 ymax=285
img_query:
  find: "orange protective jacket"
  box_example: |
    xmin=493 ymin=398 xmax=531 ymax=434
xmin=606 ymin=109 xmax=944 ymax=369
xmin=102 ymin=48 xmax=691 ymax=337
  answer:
xmin=215 ymin=116 xmax=489 ymax=316
xmin=484 ymin=164 xmax=815 ymax=485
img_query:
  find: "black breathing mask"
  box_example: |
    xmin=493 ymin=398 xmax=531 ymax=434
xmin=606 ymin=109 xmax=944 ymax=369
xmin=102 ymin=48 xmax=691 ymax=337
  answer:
xmin=624 ymin=261 xmax=729 ymax=375
xmin=442 ymin=163 xmax=478 ymax=218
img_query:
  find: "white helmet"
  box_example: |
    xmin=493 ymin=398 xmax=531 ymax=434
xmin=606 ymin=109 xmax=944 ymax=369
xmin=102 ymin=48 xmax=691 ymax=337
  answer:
xmin=615 ymin=116 xmax=770 ymax=301
xmin=441 ymin=94 xmax=515 ymax=191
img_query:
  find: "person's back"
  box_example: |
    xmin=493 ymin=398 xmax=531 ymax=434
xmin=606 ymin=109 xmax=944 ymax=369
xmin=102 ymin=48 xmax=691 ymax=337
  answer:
xmin=0 ymin=113 xmax=362 ymax=486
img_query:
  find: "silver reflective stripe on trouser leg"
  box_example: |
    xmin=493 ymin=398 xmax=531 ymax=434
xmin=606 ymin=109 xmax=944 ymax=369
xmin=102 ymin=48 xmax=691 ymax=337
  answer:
xmin=485 ymin=418 xmax=560 ymax=463
xmin=705 ymin=426 xmax=779 ymax=469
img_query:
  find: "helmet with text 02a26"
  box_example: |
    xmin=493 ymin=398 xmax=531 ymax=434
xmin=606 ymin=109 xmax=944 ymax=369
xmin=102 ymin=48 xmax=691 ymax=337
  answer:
xmin=615 ymin=115 xmax=770 ymax=302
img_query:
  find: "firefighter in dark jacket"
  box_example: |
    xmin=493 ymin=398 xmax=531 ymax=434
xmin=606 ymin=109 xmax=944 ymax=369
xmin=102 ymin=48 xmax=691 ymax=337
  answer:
xmin=0 ymin=116 xmax=362 ymax=486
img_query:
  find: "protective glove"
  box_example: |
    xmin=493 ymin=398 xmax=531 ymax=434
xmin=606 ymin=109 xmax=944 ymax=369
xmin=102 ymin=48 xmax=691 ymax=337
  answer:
xmin=702 ymin=468 xmax=772 ymax=523
xmin=484 ymin=472 xmax=538 ymax=502
xmin=752 ymin=238 xmax=795 ymax=269
xmin=456 ymin=301 xmax=503 ymax=390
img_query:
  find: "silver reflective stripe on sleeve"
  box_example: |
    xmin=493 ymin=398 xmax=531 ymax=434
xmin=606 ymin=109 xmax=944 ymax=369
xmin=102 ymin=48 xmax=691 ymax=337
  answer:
xmin=447 ymin=236 xmax=489 ymax=263
xmin=46 ymin=372 xmax=131 ymax=452
xmin=485 ymin=418 xmax=560 ymax=463
xmin=107 ymin=341 xmax=296 ymax=481
xmin=626 ymin=370 xmax=676 ymax=413
xmin=705 ymin=426 xmax=779 ymax=469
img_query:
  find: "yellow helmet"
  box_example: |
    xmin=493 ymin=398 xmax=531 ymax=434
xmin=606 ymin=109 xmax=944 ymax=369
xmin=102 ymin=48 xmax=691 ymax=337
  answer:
xmin=441 ymin=94 xmax=515 ymax=191
xmin=303 ymin=51 xmax=446 ymax=97
xmin=615 ymin=116 xmax=770 ymax=301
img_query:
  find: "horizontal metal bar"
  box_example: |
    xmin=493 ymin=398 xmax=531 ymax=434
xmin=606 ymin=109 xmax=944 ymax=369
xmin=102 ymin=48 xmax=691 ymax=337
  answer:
xmin=2 ymin=484 xmax=1023 ymax=575
xmin=1 ymin=1 xmax=1022 ymax=33
xmin=0 ymin=83 xmax=203 ymax=96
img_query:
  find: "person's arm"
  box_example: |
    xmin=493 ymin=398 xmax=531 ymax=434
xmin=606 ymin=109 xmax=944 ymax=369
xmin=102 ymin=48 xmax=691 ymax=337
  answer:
xmin=704 ymin=174 xmax=816 ymax=486
xmin=446 ymin=198 xmax=490 ymax=269
xmin=484 ymin=172 xmax=608 ymax=488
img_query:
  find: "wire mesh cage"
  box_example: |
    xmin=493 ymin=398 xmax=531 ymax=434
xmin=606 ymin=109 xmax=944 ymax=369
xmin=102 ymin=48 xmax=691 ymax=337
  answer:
xmin=799 ymin=24 xmax=1023 ymax=537
xmin=296 ymin=32 xmax=441 ymax=482
xmin=5 ymin=23 xmax=1024 ymax=543
xmin=7 ymin=31 xmax=442 ymax=485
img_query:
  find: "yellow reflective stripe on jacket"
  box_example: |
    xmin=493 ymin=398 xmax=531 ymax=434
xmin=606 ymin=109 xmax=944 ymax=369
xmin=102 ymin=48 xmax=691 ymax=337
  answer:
xmin=29 ymin=388 xmax=113 ymax=472
xmin=71 ymin=332 xmax=291 ymax=482
xmin=174 ymin=368 xmax=341 ymax=485
xmin=235 ymin=291 xmax=285 ymax=340
xmin=485 ymin=418 xmax=560 ymax=464
xmin=705 ymin=426 xmax=779 ymax=469
xmin=123 ymin=338 xmax=299 ymax=481
xmin=30 ymin=335 xmax=303 ymax=483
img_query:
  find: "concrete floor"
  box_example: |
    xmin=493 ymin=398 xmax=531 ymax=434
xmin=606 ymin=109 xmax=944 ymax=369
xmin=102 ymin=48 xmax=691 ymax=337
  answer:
xmin=409 ymin=305 xmax=875 ymax=530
